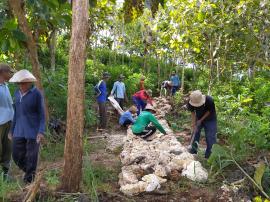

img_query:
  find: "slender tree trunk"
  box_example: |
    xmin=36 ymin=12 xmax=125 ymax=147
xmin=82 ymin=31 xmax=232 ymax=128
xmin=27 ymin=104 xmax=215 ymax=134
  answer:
xmin=61 ymin=0 xmax=89 ymax=192
xmin=208 ymin=39 xmax=214 ymax=95
xmin=8 ymin=0 xmax=49 ymax=119
xmin=216 ymin=58 xmax=219 ymax=82
xmin=50 ymin=30 xmax=57 ymax=71
xmin=157 ymin=54 xmax=161 ymax=88
xmin=8 ymin=0 xmax=42 ymax=89
xmin=181 ymin=50 xmax=186 ymax=93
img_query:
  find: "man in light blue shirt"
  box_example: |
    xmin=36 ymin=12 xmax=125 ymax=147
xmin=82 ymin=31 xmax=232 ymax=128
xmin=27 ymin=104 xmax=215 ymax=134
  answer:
xmin=170 ymin=70 xmax=181 ymax=96
xmin=111 ymin=74 xmax=127 ymax=109
xmin=0 ymin=64 xmax=14 ymax=178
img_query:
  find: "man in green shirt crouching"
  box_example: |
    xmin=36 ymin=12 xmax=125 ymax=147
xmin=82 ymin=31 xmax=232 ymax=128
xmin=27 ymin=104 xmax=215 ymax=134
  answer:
xmin=132 ymin=104 xmax=167 ymax=139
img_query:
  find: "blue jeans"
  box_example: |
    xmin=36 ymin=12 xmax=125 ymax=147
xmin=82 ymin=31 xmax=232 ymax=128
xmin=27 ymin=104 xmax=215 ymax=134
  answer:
xmin=132 ymin=96 xmax=146 ymax=116
xmin=172 ymin=86 xmax=179 ymax=96
xmin=191 ymin=119 xmax=217 ymax=158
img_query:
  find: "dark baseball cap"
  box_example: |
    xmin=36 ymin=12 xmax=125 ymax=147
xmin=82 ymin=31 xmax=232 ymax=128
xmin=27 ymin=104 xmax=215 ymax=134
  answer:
xmin=102 ymin=72 xmax=111 ymax=78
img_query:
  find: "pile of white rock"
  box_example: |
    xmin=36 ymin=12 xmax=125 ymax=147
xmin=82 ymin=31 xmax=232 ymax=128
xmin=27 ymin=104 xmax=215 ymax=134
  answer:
xmin=119 ymin=97 xmax=208 ymax=196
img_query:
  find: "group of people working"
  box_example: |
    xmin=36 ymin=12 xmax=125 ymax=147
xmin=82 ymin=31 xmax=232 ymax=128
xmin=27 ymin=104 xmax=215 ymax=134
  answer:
xmin=0 ymin=65 xmax=216 ymax=184
xmin=95 ymin=72 xmax=217 ymax=158
xmin=0 ymin=64 xmax=45 ymax=183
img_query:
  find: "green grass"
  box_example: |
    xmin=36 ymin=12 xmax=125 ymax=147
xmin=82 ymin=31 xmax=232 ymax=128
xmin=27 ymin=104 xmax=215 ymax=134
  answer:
xmin=0 ymin=174 xmax=20 ymax=201
xmin=84 ymin=138 xmax=106 ymax=154
xmin=83 ymin=159 xmax=118 ymax=201
xmin=40 ymin=141 xmax=64 ymax=162
xmin=45 ymin=168 xmax=60 ymax=188
xmin=167 ymin=110 xmax=190 ymax=132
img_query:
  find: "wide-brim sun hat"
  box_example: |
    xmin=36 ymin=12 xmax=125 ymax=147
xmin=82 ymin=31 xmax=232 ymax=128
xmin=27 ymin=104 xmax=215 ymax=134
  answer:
xmin=9 ymin=69 xmax=37 ymax=83
xmin=189 ymin=90 xmax=206 ymax=107
xmin=145 ymin=104 xmax=156 ymax=112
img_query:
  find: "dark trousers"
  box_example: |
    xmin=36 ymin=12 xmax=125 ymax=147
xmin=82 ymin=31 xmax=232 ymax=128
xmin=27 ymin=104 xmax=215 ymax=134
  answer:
xmin=98 ymin=102 xmax=107 ymax=129
xmin=115 ymin=98 xmax=124 ymax=109
xmin=134 ymin=126 xmax=157 ymax=139
xmin=0 ymin=121 xmax=12 ymax=174
xmin=132 ymin=96 xmax=146 ymax=116
xmin=122 ymin=120 xmax=133 ymax=127
xmin=12 ymin=138 xmax=40 ymax=183
xmin=191 ymin=119 xmax=217 ymax=158
xmin=172 ymin=86 xmax=179 ymax=96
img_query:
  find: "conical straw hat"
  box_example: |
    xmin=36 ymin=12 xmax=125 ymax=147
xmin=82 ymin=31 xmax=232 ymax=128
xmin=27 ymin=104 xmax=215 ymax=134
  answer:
xmin=9 ymin=69 xmax=37 ymax=83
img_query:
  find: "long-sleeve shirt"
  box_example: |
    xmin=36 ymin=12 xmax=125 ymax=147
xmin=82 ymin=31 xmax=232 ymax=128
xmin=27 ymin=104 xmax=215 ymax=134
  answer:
xmin=96 ymin=80 xmax=107 ymax=103
xmin=133 ymin=90 xmax=153 ymax=105
xmin=111 ymin=81 xmax=126 ymax=99
xmin=0 ymin=83 xmax=14 ymax=125
xmin=132 ymin=111 xmax=166 ymax=134
xmin=11 ymin=87 xmax=46 ymax=139
xmin=119 ymin=110 xmax=135 ymax=125
xmin=170 ymin=75 xmax=180 ymax=87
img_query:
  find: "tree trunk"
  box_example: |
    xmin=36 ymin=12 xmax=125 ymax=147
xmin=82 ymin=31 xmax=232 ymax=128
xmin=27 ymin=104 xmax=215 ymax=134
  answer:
xmin=61 ymin=0 xmax=89 ymax=192
xmin=49 ymin=30 xmax=57 ymax=71
xmin=156 ymin=54 xmax=161 ymax=88
xmin=8 ymin=0 xmax=49 ymax=119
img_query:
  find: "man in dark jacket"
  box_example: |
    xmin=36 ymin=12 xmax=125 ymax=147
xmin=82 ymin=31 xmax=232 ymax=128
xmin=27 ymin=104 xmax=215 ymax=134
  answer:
xmin=187 ymin=90 xmax=217 ymax=158
xmin=9 ymin=69 xmax=45 ymax=183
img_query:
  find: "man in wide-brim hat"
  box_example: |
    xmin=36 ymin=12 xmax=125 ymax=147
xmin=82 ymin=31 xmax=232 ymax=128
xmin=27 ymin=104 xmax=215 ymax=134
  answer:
xmin=131 ymin=104 xmax=167 ymax=140
xmin=187 ymin=90 xmax=217 ymax=158
xmin=0 ymin=63 xmax=15 ymax=179
xmin=9 ymin=69 xmax=45 ymax=183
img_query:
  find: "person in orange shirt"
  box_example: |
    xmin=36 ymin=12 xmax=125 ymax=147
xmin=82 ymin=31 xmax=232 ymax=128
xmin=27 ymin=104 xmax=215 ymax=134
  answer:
xmin=132 ymin=89 xmax=153 ymax=115
xmin=139 ymin=76 xmax=145 ymax=90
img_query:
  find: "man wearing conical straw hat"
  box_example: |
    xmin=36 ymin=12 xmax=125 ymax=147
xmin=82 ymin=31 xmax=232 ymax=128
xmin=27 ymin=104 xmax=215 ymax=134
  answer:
xmin=9 ymin=69 xmax=46 ymax=183
xmin=187 ymin=90 xmax=217 ymax=159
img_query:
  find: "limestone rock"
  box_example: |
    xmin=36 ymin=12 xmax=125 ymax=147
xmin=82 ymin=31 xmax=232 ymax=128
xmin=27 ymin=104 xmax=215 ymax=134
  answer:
xmin=120 ymin=181 xmax=148 ymax=196
xmin=154 ymin=165 xmax=167 ymax=177
xmin=182 ymin=161 xmax=208 ymax=182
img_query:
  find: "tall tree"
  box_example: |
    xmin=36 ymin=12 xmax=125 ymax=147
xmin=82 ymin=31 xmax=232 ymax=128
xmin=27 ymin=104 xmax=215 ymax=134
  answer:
xmin=8 ymin=0 xmax=43 ymax=90
xmin=61 ymin=0 xmax=89 ymax=192
xmin=8 ymin=0 xmax=51 ymax=119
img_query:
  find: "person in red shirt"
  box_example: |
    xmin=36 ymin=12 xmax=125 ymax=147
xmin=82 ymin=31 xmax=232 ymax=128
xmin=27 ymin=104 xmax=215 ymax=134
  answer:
xmin=139 ymin=76 xmax=145 ymax=90
xmin=132 ymin=89 xmax=153 ymax=115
